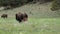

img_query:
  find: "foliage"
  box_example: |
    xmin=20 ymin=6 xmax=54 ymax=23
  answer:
xmin=0 ymin=0 xmax=33 ymax=8
xmin=51 ymin=0 xmax=60 ymax=11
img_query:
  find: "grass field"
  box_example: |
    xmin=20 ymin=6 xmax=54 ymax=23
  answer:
xmin=0 ymin=18 xmax=60 ymax=34
xmin=0 ymin=2 xmax=60 ymax=34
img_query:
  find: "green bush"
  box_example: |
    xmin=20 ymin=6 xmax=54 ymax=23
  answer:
xmin=51 ymin=0 xmax=60 ymax=11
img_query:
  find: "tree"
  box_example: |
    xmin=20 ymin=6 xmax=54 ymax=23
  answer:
xmin=0 ymin=0 xmax=33 ymax=9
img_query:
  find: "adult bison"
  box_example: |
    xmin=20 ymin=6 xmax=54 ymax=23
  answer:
xmin=15 ymin=12 xmax=28 ymax=23
xmin=16 ymin=12 xmax=24 ymax=23
xmin=1 ymin=14 xmax=8 ymax=18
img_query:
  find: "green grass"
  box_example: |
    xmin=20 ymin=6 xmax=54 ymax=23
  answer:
xmin=0 ymin=18 xmax=60 ymax=34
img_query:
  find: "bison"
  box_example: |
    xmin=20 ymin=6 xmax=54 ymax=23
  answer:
xmin=1 ymin=14 xmax=8 ymax=18
xmin=16 ymin=12 xmax=24 ymax=23
xmin=15 ymin=12 xmax=28 ymax=23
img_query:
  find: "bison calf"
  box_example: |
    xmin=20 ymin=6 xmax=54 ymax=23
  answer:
xmin=22 ymin=13 xmax=28 ymax=21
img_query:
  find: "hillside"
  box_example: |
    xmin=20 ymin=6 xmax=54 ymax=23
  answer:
xmin=0 ymin=2 xmax=60 ymax=18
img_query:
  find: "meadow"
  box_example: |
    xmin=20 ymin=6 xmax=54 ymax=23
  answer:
xmin=0 ymin=2 xmax=60 ymax=34
xmin=0 ymin=18 xmax=60 ymax=34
